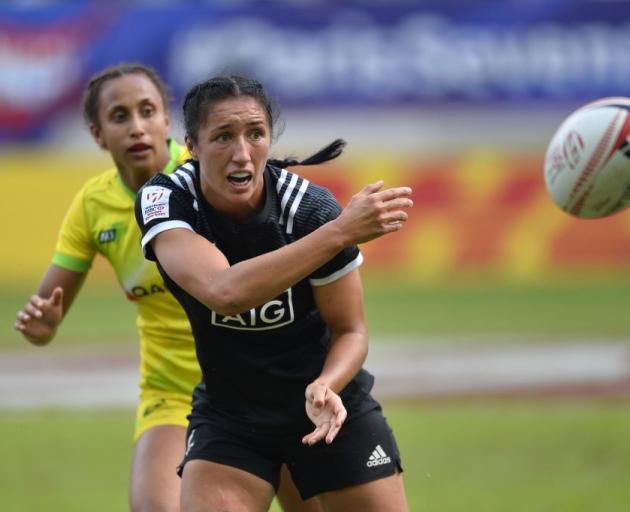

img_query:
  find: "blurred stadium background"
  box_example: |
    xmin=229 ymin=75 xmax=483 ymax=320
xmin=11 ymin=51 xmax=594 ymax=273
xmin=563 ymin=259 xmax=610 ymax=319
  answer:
xmin=1 ymin=1 xmax=630 ymax=511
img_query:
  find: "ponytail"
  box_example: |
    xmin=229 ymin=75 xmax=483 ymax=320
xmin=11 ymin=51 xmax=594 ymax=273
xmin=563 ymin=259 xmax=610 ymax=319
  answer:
xmin=268 ymin=139 xmax=346 ymax=168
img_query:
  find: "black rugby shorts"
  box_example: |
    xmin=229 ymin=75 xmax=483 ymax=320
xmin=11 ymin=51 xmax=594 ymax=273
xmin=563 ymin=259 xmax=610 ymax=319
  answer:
xmin=178 ymin=406 xmax=403 ymax=499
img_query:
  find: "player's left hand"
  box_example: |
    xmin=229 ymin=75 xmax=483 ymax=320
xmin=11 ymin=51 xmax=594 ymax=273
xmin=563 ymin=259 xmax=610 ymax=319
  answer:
xmin=303 ymin=381 xmax=347 ymax=446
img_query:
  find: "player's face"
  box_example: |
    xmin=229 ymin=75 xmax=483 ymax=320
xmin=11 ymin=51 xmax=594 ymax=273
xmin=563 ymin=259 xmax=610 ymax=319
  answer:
xmin=187 ymin=95 xmax=270 ymax=222
xmin=90 ymin=74 xmax=170 ymax=178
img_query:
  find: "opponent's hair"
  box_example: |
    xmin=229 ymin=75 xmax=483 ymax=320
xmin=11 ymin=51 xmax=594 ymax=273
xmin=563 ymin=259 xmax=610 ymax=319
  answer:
xmin=81 ymin=63 xmax=171 ymax=126
xmin=182 ymin=74 xmax=345 ymax=167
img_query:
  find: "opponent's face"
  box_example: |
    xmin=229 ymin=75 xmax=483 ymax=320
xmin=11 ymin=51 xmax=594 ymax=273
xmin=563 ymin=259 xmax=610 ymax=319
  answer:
xmin=90 ymin=74 xmax=170 ymax=177
xmin=187 ymin=95 xmax=270 ymax=222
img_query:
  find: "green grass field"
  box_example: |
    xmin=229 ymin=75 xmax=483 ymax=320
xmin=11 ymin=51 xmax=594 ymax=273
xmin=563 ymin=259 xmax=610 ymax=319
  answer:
xmin=2 ymin=280 xmax=630 ymax=511
xmin=1 ymin=401 xmax=629 ymax=512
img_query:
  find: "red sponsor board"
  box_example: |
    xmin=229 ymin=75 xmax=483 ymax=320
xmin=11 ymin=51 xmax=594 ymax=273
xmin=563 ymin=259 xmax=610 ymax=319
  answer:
xmin=4 ymin=150 xmax=630 ymax=288
xmin=298 ymin=152 xmax=630 ymax=281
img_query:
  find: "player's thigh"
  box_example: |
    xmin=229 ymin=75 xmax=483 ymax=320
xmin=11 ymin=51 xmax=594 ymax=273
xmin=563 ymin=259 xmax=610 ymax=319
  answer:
xmin=181 ymin=459 xmax=275 ymax=512
xmin=130 ymin=424 xmax=187 ymax=512
xmin=319 ymin=472 xmax=408 ymax=512
xmin=277 ymin=464 xmax=324 ymax=512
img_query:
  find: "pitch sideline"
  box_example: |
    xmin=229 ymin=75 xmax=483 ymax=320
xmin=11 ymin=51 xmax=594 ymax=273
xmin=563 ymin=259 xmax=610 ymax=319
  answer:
xmin=1 ymin=337 xmax=629 ymax=409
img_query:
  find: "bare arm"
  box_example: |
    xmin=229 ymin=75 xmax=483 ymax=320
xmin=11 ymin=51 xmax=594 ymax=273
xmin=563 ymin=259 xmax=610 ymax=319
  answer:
xmin=14 ymin=265 xmax=87 ymax=346
xmin=153 ymin=181 xmax=413 ymax=316
xmin=302 ymin=269 xmax=367 ymax=445
xmin=311 ymin=269 xmax=367 ymax=393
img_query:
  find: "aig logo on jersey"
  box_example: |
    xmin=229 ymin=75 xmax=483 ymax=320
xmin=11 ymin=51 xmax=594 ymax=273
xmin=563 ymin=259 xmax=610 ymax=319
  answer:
xmin=141 ymin=186 xmax=172 ymax=224
xmin=211 ymin=289 xmax=294 ymax=331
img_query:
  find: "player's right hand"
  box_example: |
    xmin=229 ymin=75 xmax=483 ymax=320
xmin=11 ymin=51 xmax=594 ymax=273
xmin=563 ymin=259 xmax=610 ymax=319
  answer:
xmin=14 ymin=287 xmax=64 ymax=346
xmin=335 ymin=181 xmax=413 ymax=245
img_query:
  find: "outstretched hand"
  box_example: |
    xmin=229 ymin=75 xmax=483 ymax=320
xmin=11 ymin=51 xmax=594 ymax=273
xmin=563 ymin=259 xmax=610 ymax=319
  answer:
xmin=303 ymin=381 xmax=347 ymax=446
xmin=335 ymin=181 xmax=413 ymax=246
xmin=14 ymin=287 xmax=64 ymax=346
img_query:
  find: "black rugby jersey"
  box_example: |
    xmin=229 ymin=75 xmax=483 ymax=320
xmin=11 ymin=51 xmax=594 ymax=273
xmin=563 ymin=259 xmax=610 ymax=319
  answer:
xmin=135 ymin=161 xmax=377 ymax=432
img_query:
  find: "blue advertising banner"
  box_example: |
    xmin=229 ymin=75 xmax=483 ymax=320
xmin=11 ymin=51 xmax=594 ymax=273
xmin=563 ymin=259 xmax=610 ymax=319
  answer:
xmin=2 ymin=0 xmax=630 ymax=140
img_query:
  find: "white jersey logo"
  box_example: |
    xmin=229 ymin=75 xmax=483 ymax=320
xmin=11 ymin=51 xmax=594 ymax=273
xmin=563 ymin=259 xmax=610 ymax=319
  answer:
xmin=211 ymin=289 xmax=295 ymax=331
xmin=141 ymin=186 xmax=172 ymax=224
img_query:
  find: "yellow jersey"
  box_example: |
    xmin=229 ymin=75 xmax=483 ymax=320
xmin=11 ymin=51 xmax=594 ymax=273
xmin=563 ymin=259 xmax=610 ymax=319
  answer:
xmin=53 ymin=139 xmax=201 ymax=397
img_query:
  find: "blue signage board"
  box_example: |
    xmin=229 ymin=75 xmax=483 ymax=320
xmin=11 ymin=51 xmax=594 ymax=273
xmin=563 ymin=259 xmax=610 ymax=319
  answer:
xmin=1 ymin=1 xmax=630 ymax=139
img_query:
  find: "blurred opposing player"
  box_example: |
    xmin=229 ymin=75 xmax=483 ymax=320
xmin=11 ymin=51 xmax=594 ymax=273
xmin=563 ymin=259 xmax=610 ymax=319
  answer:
xmin=14 ymin=64 xmax=323 ymax=512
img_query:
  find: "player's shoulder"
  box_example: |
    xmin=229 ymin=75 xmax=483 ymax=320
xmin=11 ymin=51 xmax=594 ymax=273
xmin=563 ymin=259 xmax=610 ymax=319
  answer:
xmin=77 ymin=167 xmax=119 ymax=196
xmin=143 ymin=170 xmax=176 ymax=190
xmin=138 ymin=161 xmax=199 ymax=217
xmin=167 ymin=160 xmax=198 ymax=196
xmin=267 ymin=165 xmax=336 ymax=210
xmin=267 ymin=164 xmax=339 ymax=234
xmin=141 ymin=160 xmax=196 ymax=195
xmin=69 ymin=167 xmax=130 ymax=215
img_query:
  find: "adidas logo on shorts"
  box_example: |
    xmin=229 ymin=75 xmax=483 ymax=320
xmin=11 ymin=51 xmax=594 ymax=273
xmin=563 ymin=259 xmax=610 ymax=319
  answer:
xmin=366 ymin=444 xmax=392 ymax=467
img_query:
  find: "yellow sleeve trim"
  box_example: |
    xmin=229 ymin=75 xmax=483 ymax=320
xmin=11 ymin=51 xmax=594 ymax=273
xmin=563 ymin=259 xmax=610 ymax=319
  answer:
xmin=51 ymin=252 xmax=92 ymax=272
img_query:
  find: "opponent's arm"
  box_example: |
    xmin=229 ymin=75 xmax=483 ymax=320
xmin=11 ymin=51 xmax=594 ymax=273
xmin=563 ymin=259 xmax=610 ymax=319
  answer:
xmin=15 ymin=265 xmax=87 ymax=346
xmin=302 ymin=269 xmax=367 ymax=445
xmin=152 ymin=181 xmax=412 ymax=316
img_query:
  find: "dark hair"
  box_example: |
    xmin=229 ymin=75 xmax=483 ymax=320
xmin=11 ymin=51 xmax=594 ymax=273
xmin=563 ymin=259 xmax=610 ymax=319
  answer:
xmin=81 ymin=63 xmax=171 ymax=126
xmin=267 ymin=138 xmax=347 ymax=168
xmin=183 ymin=74 xmax=346 ymax=168
xmin=183 ymin=75 xmax=278 ymax=145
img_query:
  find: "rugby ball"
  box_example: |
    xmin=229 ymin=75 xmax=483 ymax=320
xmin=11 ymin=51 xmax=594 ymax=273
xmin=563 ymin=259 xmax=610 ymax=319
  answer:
xmin=544 ymin=97 xmax=630 ymax=218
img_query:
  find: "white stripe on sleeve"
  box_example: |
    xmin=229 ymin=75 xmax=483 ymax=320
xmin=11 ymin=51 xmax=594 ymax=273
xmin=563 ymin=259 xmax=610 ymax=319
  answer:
xmin=141 ymin=220 xmax=194 ymax=256
xmin=309 ymin=253 xmax=364 ymax=286
xmin=279 ymin=173 xmax=299 ymax=225
xmin=286 ymin=178 xmax=309 ymax=234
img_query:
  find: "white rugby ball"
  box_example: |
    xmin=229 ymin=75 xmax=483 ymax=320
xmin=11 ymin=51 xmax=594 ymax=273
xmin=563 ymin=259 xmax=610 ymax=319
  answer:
xmin=544 ymin=97 xmax=630 ymax=218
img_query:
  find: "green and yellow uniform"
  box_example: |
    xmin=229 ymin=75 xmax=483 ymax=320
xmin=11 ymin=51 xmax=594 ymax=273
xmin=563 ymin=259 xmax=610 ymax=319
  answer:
xmin=53 ymin=139 xmax=201 ymax=440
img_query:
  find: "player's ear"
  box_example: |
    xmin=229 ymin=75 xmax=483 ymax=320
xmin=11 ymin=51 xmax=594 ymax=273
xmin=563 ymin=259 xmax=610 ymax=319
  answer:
xmin=89 ymin=123 xmax=108 ymax=150
xmin=185 ymin=134 xmax=198 ymax=160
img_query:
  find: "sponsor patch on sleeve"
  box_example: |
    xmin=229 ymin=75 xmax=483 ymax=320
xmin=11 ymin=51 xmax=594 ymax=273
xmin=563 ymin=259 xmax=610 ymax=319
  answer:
xmin=141 ymin=186 xmax=172 ymax=224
